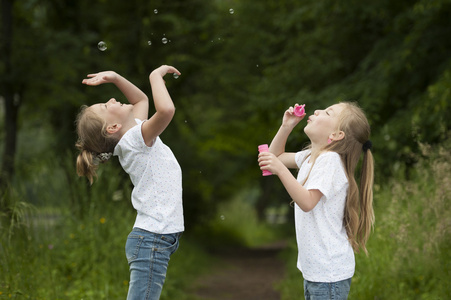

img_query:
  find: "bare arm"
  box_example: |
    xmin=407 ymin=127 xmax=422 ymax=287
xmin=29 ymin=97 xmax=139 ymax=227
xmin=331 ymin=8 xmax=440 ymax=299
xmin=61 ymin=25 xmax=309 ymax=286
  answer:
xmin=82 ymin=71 xmax=149 ymax=120
xmin=258 ymin=104 xmax=321 ymax=211
xmin=268 ymin=104 xmax=306 ymax=168
xmin=141 ymin=65 xmax=181 ymax=146
xmin=269 ymin=124 xmax=298 ymax=169
xmin=277 ymin=166 xmax=322 ymax=211
xmin=258 ymin=152 xmax=322 ymax=211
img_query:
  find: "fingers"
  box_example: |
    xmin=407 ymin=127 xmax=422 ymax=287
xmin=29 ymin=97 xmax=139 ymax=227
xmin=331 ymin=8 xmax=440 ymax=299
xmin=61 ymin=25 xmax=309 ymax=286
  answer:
xmin=170 ymin=67 xmax=181 ymax=75
xmin=258 ymin=152 xmax=272 ymax=165
xmin=157 ymin=65 xmax=181 ymax=76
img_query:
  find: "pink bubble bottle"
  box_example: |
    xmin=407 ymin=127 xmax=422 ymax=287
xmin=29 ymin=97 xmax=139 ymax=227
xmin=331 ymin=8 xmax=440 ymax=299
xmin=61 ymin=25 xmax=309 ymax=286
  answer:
xmin=294 ymin=104 xmax=305 ymax=117
xmin=258 ymin=144 xmax=272 ymax=176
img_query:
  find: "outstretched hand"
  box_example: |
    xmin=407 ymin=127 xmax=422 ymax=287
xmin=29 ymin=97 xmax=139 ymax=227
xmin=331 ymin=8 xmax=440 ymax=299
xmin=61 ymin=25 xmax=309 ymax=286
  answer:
xmin=150 ymin=65 xmax=181 ymax=79
xmin=82 ymin=71 xmax=118 ymax=86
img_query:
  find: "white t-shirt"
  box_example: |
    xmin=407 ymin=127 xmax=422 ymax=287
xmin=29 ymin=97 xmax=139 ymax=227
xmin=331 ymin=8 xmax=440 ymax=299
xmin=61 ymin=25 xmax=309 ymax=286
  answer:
xmin=294 ymin=150 xmax=354 ymax=282
xmin=113 ymin=119 xmax=184 ymax=234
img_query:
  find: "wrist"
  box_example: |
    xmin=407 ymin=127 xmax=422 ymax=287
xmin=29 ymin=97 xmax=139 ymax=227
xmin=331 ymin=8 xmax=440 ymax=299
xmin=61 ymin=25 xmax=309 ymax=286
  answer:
xmin=280 ymin=123 xmax=295 ymax=133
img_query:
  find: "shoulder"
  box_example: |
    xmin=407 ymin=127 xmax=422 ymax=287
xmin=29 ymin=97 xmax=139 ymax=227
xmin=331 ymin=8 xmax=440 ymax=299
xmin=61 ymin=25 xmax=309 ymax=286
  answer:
xmin=114 ymin=119 xmax=147 ymax=155
xmin=313 ymin=151 xmax=345 ymax=172
xmin=317 ymin=151 xmax=341 ymax=161
xmin=295 ymin=149 xmax=311 ymax=166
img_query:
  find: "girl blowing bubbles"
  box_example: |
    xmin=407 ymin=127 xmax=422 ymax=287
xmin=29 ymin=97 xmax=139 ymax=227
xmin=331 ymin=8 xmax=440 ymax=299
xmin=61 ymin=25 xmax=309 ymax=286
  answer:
xmin=75 ymin=65 xmax=183 ymax=300
xmin=258 ymin=102 xmax=374 ymax=299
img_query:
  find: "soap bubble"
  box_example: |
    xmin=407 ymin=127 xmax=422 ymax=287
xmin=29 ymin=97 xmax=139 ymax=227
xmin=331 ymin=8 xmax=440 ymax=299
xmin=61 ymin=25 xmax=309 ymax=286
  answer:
xmin=220 ymin=215 xmax=225 ymax=221
xmin=97 ymin=41 xmax=107 ymax=51
xmin=147 ymin=40 xmax=152 ymax=46
xmin=229 ymin=8 xmax=234 ymax=14
xmin=173 ymin=73 xmax=179 ymax=79
xmin=154 ymin=9 xmax=158 ymax=14
xmin=162 ymin=37 xmax=168 ymax=44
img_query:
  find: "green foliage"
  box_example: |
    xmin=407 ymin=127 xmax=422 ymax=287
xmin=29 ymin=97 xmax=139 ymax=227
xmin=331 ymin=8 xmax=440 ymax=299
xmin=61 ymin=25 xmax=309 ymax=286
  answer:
xmin=4 ymin=0 xmax=451 ymax=225
xmin=191 ymin=188 xmax=289 ymax=249
xmin=277 ymin=137 xmax=451 ymax=299
xmin=2 ymin=1 xmax=451 ymax=297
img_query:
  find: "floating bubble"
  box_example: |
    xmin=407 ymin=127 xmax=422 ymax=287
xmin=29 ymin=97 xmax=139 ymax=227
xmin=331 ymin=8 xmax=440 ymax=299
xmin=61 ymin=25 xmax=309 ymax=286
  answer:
xmin=162 ymin=37 xmax=168 ymax=44
xmin=97 ymin=41 xmax=107 ymax=51
xmin=220 ymin=215 xmax=225 ymax=221
xmin=154 ymin=9 xmax=158 ymax=14
xmin=147 ymin=40 xmax=152 ymax=46
xmin=229 ymin=8 xmax=234 ymax=14
xmin=173 ymin=73 xmax=179 ymax=79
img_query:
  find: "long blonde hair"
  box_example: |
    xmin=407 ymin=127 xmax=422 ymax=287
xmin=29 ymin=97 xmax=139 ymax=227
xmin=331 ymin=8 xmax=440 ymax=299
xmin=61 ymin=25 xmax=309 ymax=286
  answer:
xmin=302 ymin=102 xmax=375 ymax=254
xmin=75 ymin=105 xmax=119 ymax=184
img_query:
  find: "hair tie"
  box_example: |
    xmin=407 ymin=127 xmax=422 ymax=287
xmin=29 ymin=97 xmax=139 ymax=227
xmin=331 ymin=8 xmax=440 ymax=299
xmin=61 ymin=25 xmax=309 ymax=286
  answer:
xmin=362 ymin=140 xmax=372 ymax=152
xmin=93 ymin=152 xmax=112 ymax=164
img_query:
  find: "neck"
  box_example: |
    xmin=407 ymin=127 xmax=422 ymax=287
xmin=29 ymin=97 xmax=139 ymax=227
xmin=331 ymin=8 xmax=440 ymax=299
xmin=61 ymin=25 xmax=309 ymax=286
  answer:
xmin=117 ymin=118 xmax=138 ymax=138
xmin=310 ymin=142 xmax=323 ymax=155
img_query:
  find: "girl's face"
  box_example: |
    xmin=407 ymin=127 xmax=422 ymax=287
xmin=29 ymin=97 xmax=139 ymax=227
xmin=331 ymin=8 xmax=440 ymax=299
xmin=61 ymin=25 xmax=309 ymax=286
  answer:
xmin=90 ymin=98 xmax=133 ymax=126
xmin=304 ymin=103 xmax=345 ymax=145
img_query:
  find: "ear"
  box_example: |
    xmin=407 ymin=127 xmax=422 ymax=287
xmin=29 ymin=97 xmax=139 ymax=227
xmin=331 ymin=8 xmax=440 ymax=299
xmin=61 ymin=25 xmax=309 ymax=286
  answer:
xmin=106 ymin=123 xmax=122 ymax=134
xmin=329 ymin=130 xmax=345 ymax=142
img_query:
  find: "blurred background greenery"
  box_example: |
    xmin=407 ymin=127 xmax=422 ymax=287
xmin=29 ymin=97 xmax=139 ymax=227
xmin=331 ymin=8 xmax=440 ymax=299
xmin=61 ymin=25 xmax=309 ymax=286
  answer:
xmin=1 ymin=0 xmax=450 ymax=299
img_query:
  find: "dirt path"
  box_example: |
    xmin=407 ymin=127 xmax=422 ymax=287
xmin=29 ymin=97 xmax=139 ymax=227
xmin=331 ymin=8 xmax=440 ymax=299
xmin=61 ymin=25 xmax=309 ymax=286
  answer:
xmin=192 ymin=241 xmax=288 ymax=300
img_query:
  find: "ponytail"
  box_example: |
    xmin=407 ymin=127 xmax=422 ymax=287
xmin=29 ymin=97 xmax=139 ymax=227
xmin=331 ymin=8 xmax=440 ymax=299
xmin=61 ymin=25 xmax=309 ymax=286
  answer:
xmin=76 ymin=148 xmax=99 ymax=185
xmin=75 ymin=105 xmax=118 ymax=185
xmin=332 ymin=102 xmax=374 ymax=255
xmin=357 ymin=148 xmax=375 ymax=254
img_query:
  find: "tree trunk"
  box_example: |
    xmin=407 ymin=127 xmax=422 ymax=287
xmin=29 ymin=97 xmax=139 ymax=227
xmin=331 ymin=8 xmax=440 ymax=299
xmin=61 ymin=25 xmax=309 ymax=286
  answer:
xmin=1 ymin=0 xmax=18 ymax=197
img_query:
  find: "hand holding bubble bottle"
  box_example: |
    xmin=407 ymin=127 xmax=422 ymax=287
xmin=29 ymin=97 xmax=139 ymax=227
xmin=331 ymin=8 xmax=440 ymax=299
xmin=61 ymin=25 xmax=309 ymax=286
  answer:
xmin=258 ymin=104 xmax=305 ymax=176
xmin=258 ymin=144 xmax=272 ymax=176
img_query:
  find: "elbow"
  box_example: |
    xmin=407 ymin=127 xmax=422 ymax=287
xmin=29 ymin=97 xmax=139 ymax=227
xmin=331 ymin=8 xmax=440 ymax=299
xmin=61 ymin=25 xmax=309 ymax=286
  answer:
xmin=294 ymin=200 xmax=315 ymax=212
xmin=300 ymin=205 xmax=314 ymax=213
xmin=159 ymin=105 xmax=175 ymax=117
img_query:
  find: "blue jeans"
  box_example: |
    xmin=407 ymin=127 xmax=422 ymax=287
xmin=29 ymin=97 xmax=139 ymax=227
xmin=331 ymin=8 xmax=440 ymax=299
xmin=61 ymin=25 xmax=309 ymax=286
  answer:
xmin=304 ymin=278 xmax=352 ymax=300
xmin=125 ymin=228 xmax=182 ymax=300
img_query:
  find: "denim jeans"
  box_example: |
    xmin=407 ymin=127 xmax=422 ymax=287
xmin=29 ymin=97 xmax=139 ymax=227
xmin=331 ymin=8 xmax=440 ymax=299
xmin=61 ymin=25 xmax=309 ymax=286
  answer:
xmin=304 ymin=278 xmax=352 ymax=300
xmin=125 ymin=228 xmax=182 ymax=300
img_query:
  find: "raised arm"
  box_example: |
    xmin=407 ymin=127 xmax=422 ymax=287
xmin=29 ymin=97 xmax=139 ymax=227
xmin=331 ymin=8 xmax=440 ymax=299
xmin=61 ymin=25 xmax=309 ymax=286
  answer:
xmin=82 ymin=71 xmax=149 ymax=120
xmin=258 ymin=104 xmax=321 ymax=211
xmin=269 ymin=104 xmax=305 ymax=168
xmin=141 ymin=65 xmax=181 ymax=146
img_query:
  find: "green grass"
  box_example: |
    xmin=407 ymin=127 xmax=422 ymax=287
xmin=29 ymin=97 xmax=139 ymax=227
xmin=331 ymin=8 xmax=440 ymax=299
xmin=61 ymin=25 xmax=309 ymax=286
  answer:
xmin=0 ymin=156 xmax=213 ymax=300
xmin=0 ymin=156 xmax=281 ymax=299
xmin=2 ymin=139 xmax=450 ymax=299
xmin=0 ymin=205 xmax=214 ymax=300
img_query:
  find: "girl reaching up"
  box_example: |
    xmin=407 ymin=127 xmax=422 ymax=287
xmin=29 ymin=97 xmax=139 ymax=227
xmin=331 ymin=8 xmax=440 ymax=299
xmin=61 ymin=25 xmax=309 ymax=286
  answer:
xmin=75 ymin=65 xmax=183 ymax=300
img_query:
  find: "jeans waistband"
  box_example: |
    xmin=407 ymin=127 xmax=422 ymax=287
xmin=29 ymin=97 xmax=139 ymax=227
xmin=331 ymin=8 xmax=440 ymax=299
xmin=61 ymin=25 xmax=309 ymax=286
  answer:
xmin=132 ymin=227 xmax=183 ymax=237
